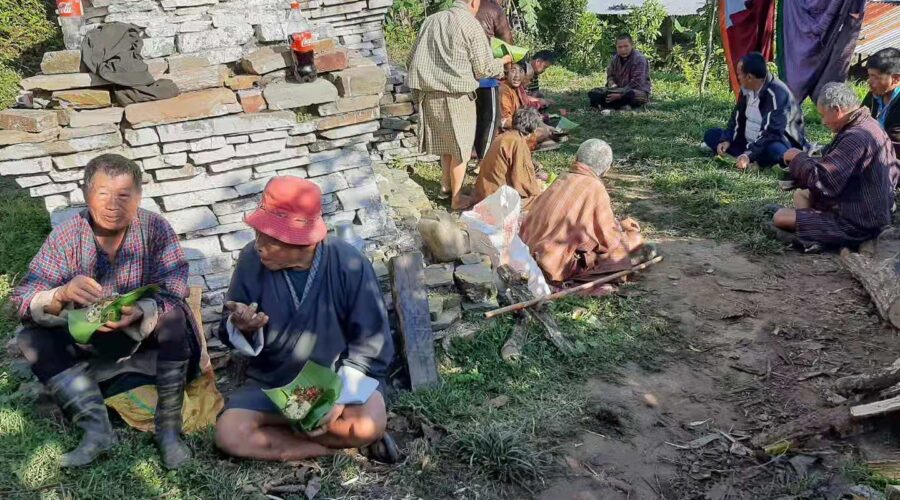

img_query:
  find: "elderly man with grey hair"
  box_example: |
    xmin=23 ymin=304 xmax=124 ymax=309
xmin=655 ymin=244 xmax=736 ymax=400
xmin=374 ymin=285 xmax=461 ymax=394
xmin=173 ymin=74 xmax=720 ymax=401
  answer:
xmin=520 ymin=139 xmax=646 ymax=283
xmin=472 ymin=107 xmax=545 ymax=208
xmin=770 ymin=82 xmax=896 ymax=251
xmin=11 ymin=153 xmax=202 ymax=470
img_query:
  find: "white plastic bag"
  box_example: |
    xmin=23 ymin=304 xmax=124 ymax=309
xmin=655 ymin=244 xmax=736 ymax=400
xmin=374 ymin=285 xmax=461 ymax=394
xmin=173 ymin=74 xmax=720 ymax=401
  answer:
xmin=460 ymin=186 xmax=551 ymax=298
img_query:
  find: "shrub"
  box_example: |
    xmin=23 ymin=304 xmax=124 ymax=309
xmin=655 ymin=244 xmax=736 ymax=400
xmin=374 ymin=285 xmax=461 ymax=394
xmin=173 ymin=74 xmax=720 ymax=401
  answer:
xmin=563 ymin=11 xmax=610 ymax=74
xmin=0 ymin=0 xmax=61 ymax=108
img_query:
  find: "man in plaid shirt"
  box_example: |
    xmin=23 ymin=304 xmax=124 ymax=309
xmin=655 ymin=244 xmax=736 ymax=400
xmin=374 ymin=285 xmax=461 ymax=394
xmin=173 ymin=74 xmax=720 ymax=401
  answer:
xmin=12 ymin=154 xmax=197 ymax=470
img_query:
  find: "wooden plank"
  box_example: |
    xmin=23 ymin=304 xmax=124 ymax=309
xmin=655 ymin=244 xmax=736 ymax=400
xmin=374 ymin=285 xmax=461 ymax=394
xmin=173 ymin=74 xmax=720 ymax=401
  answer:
xmin=389 ymin=252 xmax=439 ymax=390
xmin=851 ymin=395 xmax=900 ymax=418
xmin=188 ymin=286 xmax=203 ymax=326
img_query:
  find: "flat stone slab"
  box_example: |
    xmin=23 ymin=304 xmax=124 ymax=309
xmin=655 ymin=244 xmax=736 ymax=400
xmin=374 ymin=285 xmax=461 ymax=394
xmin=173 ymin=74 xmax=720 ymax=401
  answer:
xmin=51 ymin=89 xmax=112 ymax=109
xmin=424 ymin=263 xmax=455 ymax=288
xmin=0 ymin=128 xmax=59 ymax=146
xmin=263 ymin=80 xmax=339 ymax=110
xmin=40 ymin=50 xmax=83 ymax=74
xmin=125 ymin=88 xmax=240 ymax=128
xmin=0 ymin=109 xmax=59 ymax=133
xmin=19 ymin=73 xmax=108 ymax=91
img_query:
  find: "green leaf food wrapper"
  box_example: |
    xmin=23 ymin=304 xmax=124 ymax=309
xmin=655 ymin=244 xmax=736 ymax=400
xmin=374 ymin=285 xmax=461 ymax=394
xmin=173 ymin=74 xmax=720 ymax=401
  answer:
xmin=548 ymin=114 xmax=580 ymax=132
xmin=67 ymin=285 xmax=160 ymax=344
xmin=263 ymin=361 xmax=343 ymax=432
xmin=490 ymin=38 xmax=529 ymax=63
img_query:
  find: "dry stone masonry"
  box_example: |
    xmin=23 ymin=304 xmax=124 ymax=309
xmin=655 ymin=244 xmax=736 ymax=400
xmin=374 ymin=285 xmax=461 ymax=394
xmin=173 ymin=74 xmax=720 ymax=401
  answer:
xmin=0 ymin=0 xmax=436 ymax=339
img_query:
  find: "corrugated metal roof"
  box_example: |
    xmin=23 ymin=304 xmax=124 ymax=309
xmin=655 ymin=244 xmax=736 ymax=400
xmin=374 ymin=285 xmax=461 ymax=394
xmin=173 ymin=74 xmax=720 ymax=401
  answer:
xmin=855 ymin=1 xmax=900 ymax=58
xmin=585 ymin=0 xmax=705 ymax=16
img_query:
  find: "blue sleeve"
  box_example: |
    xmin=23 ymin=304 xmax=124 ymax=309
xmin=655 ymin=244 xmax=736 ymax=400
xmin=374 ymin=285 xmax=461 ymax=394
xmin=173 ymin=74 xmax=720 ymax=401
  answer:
xmin=216 ymin=244 xmax=260 ymax=349
xmin=339 ymin=253 xmax=394 ymax=380
xmin=723 ymin=98 xmax=743 ymax=145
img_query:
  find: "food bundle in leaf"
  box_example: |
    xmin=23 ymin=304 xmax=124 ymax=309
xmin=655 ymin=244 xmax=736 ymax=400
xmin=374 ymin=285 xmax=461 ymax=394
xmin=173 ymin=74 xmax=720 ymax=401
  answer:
xmin=68 ymin=285 xmax=160 ymax=343
xmin=264 ymin=361 xmax=342 ymax=432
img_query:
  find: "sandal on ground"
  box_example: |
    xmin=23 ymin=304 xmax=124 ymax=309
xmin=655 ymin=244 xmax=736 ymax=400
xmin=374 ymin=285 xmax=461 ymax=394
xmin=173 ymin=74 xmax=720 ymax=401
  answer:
xmin=362 ymin=433 xmax=400 ymax=464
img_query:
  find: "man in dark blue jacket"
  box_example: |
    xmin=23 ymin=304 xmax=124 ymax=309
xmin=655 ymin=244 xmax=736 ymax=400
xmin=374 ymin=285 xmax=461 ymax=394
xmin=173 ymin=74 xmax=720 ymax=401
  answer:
xmin=704 ymin=52 xmax=807 ymax=169
xmin=214 ymin=176 xmax=397 ymax=463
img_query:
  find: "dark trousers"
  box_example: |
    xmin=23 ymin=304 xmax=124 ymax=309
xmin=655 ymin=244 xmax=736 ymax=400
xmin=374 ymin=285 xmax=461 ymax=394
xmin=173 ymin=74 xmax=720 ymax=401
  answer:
xmin=474 ymin=86 xmax=501 ymax=160
xmin=17 ymin=306 xmax=193 ymax=383
xmin=588 ymin=88 xmax=649 ymax=110
xmin=703 ymin=128 xmax=789 ymax=168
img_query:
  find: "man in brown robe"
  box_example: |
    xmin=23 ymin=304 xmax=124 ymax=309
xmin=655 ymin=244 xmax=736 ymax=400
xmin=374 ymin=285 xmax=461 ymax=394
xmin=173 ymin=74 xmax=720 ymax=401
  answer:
xmin=472 ymin=107 xmax=544 ymax=208
xmin=520 ymin=139 xmax=644 ymax=283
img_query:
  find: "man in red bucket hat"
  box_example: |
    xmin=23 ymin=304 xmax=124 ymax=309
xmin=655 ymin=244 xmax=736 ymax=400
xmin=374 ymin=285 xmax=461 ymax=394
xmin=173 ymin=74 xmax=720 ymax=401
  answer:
xmin=214 ymin=176 xmax=397 ymax=462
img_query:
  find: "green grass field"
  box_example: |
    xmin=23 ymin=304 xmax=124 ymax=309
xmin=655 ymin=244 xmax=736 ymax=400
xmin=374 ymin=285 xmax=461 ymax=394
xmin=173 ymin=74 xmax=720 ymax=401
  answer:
xmin=0 ymin=12 xmax=842 ymax=494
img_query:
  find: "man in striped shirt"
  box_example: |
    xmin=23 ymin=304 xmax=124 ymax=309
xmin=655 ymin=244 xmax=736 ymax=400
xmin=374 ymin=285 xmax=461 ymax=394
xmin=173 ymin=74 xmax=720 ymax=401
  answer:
xmin=522 ymin=50 xmax=557 ymax=107
xmin=771 ymin=83 xmax=896 ymax=251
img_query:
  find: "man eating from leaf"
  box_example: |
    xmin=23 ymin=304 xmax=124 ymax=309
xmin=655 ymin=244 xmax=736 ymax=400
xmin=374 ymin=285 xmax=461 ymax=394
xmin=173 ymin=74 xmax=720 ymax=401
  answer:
xmin=12 ymin=153 xmax=199 ymax=470
xmin=214 ymin=176 xmax=397 ymax=463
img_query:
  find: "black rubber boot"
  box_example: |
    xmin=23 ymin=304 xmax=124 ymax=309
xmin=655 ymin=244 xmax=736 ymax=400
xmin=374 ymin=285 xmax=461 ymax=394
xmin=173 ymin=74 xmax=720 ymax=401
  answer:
xmin=363 ymin=432 xmax=400 ymax=464
xmin=47 ymin=363 xmax=117 ymax=467
xmin=155 ymin=359 xmax=192 ymax=470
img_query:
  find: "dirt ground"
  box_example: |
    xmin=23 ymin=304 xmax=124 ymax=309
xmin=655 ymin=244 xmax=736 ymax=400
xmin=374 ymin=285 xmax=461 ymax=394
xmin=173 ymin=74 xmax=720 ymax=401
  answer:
xmin=538 ymin=236 xmax=900 ymax=499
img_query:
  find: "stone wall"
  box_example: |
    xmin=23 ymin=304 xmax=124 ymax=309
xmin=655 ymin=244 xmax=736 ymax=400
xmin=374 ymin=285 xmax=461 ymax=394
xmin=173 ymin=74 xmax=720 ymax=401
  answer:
xmin=0 ymin=0 xmax=443 ymax=337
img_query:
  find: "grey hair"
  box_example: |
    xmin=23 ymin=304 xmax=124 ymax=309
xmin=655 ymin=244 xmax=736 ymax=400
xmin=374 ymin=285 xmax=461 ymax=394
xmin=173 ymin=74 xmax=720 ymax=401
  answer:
xmin=576 ymin=139 xmax=613 ymax=176
xmin=83 ymin=153 xmax=143 ymax=194
xmin=817 ymin=82 xmax=861 ymax=111
xmin=513 ymin=107 xmax=542 ymax=135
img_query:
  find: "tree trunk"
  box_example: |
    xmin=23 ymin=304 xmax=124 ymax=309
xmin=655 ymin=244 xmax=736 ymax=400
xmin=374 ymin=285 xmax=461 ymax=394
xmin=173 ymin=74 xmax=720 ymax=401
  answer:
xmin=834 ymin=357 xmax=900 ymax=397
xmin=699 ymin=0 xmax=719 ymax=95
xmin=839 ymin=228 xmax=900 ymax=330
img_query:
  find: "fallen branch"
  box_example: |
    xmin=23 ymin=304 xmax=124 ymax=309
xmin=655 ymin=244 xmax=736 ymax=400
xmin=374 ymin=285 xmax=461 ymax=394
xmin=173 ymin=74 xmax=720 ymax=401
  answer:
xmin=485 ymin=255 xmax=663 ymax=319
xmin=834 ymin=358 xmax=900 ymax=397
xmin=501 ymin=319 xmax=528 ymax=362
xmin=851 ymin=395 xmax=900 ymax=418
xmin=750 ymin=406 xmax=853 ymax=449
xmin=496 ymin=266 xmax=575 ymax=354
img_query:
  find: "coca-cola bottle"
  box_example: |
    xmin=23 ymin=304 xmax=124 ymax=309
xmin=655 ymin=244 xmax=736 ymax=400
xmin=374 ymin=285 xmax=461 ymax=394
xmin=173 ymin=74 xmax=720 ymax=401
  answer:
xmin=285 ymin=2 xmax=317 ymax=83
xmin=57 ymin=0 xmax=85 ymax=50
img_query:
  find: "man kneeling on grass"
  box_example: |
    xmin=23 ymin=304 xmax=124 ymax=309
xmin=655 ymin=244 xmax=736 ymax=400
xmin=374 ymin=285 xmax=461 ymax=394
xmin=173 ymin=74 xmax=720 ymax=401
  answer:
xmin=770 ymin=82 xmax=896 ymax=253
xmin=520 ymin=139 xmax=648 ymax=285
xmin=214 ymin=176 xmax=397 ymax=463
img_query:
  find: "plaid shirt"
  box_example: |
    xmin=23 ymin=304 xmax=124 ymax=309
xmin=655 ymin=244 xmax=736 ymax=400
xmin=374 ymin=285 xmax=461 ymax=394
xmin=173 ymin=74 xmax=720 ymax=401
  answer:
xmin=11 ymin=208 xmax=189 ymax=319
xmin=407 ymin=0 xmax=504 ymax=94
xmin=606 ymin=49 xmax=652 ymax=95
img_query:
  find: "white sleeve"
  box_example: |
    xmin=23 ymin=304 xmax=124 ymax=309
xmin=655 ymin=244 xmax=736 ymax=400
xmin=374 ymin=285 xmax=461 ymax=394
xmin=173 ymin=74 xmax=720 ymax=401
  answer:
xmin=225 ymin=316 xmax=265 ymax=356
xmin=336 ymin=365 xmax=379 ymax=406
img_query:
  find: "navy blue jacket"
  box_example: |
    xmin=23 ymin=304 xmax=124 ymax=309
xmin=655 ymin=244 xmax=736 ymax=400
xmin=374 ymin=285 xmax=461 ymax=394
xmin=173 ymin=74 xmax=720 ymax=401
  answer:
xmin=217 ymin=237 xmax=394 ymax=389
xmin=721 ymin=73 xmax=808 ymax=162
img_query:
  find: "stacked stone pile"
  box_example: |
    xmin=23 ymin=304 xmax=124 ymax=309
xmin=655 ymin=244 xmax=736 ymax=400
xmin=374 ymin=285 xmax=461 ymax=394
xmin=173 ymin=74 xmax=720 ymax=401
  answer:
xmin=0 ymin=0 xmax=434 ymax=340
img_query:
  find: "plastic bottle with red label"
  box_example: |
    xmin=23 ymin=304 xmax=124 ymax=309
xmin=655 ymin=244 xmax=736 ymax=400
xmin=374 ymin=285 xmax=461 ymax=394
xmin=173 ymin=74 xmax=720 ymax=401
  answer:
xmin=285 ymin=2 xmax=317 ymax=83
xmin=57 ymin=0 xmax=85 ymax=50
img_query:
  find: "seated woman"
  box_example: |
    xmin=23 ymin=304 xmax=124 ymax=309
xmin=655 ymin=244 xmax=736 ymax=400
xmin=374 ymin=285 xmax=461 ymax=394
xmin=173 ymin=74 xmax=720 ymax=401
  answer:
xmin=472 ymin=107 xmax=544 ymax=208
xmin=499 ymin=63 xmax=555 ymax=150
xmin=214 ymin=176 xmax=397 ymax=463
xmin=12 ymin=153 xmax=200 ymax=470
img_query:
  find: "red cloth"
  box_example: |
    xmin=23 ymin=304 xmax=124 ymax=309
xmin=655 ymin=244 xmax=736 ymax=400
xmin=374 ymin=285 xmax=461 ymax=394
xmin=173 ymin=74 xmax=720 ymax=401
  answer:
xmin=720 ymin=0 xmax=776 ymax=95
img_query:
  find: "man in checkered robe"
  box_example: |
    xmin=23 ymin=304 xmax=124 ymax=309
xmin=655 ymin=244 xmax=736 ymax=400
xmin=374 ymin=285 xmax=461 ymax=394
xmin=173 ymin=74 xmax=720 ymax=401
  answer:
xmin=407 ymin=0 xmax=511 ymax=210
xmin=773 ymin=83 xmax=896 ymax=250
xmin=11 ymin=154 xmax=200 ymax=470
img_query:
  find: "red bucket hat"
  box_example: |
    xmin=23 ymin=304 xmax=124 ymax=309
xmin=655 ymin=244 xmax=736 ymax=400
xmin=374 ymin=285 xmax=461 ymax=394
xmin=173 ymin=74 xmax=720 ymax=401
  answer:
xmin=244 ymin=176 xmax=327 ymax=246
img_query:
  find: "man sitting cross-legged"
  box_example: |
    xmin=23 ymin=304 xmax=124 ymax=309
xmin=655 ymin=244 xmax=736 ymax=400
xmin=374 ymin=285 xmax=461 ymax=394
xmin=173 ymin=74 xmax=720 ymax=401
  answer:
xmin=472 ymin=107 xmax=545 ymax=208
xmin=520 ymin=139 xmax=647 ymax=284
xmin=214 ymin=176 xmax=396 ymax=463
xmin=588 ymin=33 xmax=652 ymax=111
xmin=703 ymin=52 xmax=807 ymax=170
xmin=770 ymin=82 xmax=896 ymax=252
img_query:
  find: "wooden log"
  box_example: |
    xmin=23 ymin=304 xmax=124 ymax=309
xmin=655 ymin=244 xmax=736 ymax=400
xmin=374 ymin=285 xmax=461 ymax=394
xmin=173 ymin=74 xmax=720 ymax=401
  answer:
xmin=867 ymin=460 xmax=900 ymax=481
xmin=750 ymin=406 xmax=853 ymax=448
xmin=389 ymin=252 xmax=440 ymax=391
xmin=834 ymin=358 xmax=900 ymax=396
xmin=485 ymin=255 xmax=663 ymax=319
xmin=501 ymin=319 xmax=528 ymax=362
xmin=839 ymin=228 xmax=900 ymax=330
xmin=851 ymin=395 xmax=900 ymax=418
xmin=497 ymin=266 xmax=574 ymax=354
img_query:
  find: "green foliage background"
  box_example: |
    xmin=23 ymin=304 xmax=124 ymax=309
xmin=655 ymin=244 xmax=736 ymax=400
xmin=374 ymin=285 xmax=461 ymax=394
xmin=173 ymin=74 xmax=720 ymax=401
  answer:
xmin=0 ymin=0 xmax=62 ymax=108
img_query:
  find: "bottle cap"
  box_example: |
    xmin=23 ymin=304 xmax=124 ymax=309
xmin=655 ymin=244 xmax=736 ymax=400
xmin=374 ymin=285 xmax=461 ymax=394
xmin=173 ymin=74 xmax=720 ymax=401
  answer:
xmin=291 ymin=1 xmax=300 ymax=8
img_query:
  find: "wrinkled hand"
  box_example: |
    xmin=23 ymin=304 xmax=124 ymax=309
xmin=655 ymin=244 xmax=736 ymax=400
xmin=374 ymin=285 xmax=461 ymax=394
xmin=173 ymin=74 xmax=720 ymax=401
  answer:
xmin=97 ymin=305 xmax=143 ymax=333
xmin=499 ymin=54 xmax=513 ymax=65
xmin=716 ymin=141 xmax=730 ymax=157
xmin=736 ymin=154 xmax=751 ymax=171
xmin=306 ymin=404 xmax=345 ymax=438
xmin=55 ymin=275 xmax=103 ymax=306
xmin=225 ymin=301 xmax=269 ymax=336
xmin=783 ymin=148 xmax=802 ymax=164
xmin=606 ymin=93 xmax=622 ymax=103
